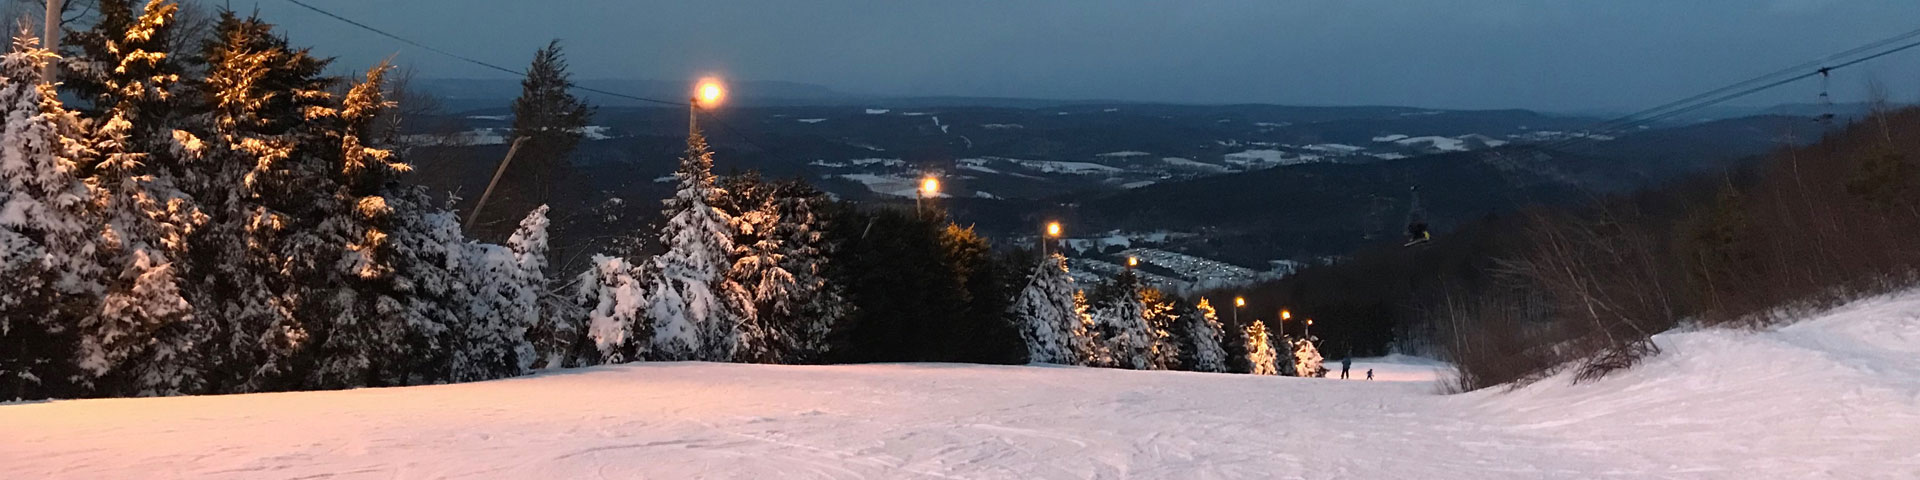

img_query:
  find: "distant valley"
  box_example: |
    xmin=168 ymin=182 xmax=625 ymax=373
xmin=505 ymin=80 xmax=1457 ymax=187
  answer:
xmin=407 ymin=92 xmax=1829 ymax=290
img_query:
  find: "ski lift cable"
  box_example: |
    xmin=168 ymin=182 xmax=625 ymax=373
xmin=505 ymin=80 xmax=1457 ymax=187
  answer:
xmin=1616 ymin=38 xmax=1920 ymax=133
xmin=1536 ymin=29 xmax=1920 ymax=153
xmin=1578 ymin=26 xmax=1920 ymax=135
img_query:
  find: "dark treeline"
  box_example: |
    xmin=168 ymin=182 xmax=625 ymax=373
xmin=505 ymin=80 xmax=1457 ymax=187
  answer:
xmin=1225 ymin=104 xmax=1920 ymax=391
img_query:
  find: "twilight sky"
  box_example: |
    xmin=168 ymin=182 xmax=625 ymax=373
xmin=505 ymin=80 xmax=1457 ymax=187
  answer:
xmin=230 ymin=0 xmax=1920 ymax=111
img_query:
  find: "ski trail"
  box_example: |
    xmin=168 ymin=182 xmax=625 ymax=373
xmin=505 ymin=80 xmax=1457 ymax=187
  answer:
xmin=5 ymin=288 xmax=1918 ymax=480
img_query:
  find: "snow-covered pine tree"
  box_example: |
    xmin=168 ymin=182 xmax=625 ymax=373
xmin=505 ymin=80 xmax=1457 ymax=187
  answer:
xmin=1185 ymin=298 xmax=1229 ymax=373
xmin=0 ymin=31 xmax=96 ymax=399
xmin=62 ymin=1 xmax=211 ymax=396
xmin=78 ymin=112 xmax=203 ymax=396
xmin=644 ymin=124 xmax=739 ymax=361
xmin=453 ymin=206 xmax=545 ymax=381
xmin=766 ymin=180 xmax=847 ymax=364
xmin=518 ymin=203 xmax=595 ymax=371
xmin=380 ymin=195 xmax=469 ymax=383
xmin=715 ymin=174 xmax=848 ymax=364
xmin=716 ymin=173 xmax=779 ymax=363
xmin=1292 ymin=337 xmax=1326 ymax=378
xmin=1088 ymin=269 xmax=1154 ymax=370
xmin=182 ymin=10 xmax=338 ymax=391
xmin=575 ymin=254 xmax=647 ymax=365
xmin=1012 ymin=253 xmax=1088 ymax=365
xmin=1069 ymin=289 xmax=1102 ymax=366
xmin=1141 ymin=288 xmax=1180 ymax=370
xmin=303 ymin=63 xmax=454 ymax=388
xmin=502 ymin=205 xmax=548 ymax=368
xmin=1244 ymin=320 xmax=1278 ymax=376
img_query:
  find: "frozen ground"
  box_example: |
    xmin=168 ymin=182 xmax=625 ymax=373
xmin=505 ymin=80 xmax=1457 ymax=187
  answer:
xmin=5 ymin=292 xmax=1919 ymax=479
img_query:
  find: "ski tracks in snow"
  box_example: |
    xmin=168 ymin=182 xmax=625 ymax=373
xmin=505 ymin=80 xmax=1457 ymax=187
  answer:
xmin=5 ymin=309 xmax=1918 ymax=480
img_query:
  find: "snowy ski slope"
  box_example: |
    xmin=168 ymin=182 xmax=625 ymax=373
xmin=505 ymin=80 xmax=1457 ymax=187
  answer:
xmin=4 ymin=291 xmax=1919 ymax=479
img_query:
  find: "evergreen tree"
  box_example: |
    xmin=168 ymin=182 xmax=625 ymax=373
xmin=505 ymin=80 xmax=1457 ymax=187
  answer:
xmin=766 ymin=180 xmax=847 ymax=364
xmin=63 ymin=2 xmax=208 ymax=396
xmin=1291 ymin=337 xmax=1326 ymax=378
xmin=576 ymin=254 xmax=647 ymax=364
xmin=940 ymin=224 xmax=1029 ymax=364
xmin=78 ymin=112 xmax=203 ymax=396
xmin=474 ymin=40 xmax=591 ymax=240
xmin=453 ymin=206 xmax=544 ymax=381
xmin=0 ymin=32 xmax=94 ymax=399
xmin=1185 ymin=298 xmax=1229 ymax=373
xmin=1088 ymin=269 xmax=1154 ymax=370
xmin=381 ymin=195 xmax=469 ymax=384
xmin=1012 ymin=253 xmax=1089 ymax=365
xmin=1244 ymin=320 xmax=1278 ymax=376
xmin=716 ymin=173 xmax=780 ymax=363
xmin=1141 ymin=288 xmax=1180 ymax=370
xmin=644 ymin=125 xmax=738 ymax=361
xmin=1068 ymin=289 xmax=1101 ymax=366
xmin=823 ymin=206 xmax=1025 ymax=365
xmin=184 ymin=10 xmax=337 ymax=391
xmin=717 ymin=174 xmax=851 ymax=364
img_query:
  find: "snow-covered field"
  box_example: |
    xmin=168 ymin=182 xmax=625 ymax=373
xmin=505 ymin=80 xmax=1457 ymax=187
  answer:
xmin=5 ymin=292 xmax=1918 ymax=479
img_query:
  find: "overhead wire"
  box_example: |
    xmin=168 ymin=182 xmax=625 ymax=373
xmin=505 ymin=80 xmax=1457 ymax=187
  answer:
xmin=1536 ymin=30 xmax=1920 ymax=152
xmin=280 ymin=0 xmax=784 ymax=155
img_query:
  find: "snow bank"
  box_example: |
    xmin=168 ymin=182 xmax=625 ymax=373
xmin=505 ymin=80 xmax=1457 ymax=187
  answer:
xmin=1465 ymin=289 xmax=1920 ymax=477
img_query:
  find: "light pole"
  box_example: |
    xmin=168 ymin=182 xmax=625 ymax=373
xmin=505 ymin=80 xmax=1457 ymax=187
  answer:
xmin=691 ymin=78 xmax=725 ymax=135
xmin=1234 ymin=296 xmax=1246 ymax=327
xmin=1043 ymin=221 xmax=1062 ymax=257
xmin=43 ymin=0 xmax=62 ymax=81
xmin=917 ymin=176 xmax=939 ymax=214
xmin=1281 ymin=309 xmax=1291 ymax=335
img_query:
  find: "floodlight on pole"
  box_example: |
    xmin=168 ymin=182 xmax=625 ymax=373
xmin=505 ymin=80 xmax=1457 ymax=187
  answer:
xmin=1043 ymin=221 xmax=1063 ymax=257
xmin=695 ymin=78 xmax=726 ymax=109
xmin=1233 ymin=296 xmax=1245 ymax=326
xmin=917 ymin=176 xmax=939 ymax=213
xmin=690 ymin=77 xmax=725 ymax=136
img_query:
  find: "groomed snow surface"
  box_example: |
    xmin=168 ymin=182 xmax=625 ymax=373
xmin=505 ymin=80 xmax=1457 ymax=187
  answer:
xmin=7 ymin=291 xmax=1920 ymax=478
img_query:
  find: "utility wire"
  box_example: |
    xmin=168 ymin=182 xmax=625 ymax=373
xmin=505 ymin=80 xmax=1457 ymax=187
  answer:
xmin=282 ymin=0 xmax=685 ymax=107
xmin=280 ymin=0 xmax=792 ymax=154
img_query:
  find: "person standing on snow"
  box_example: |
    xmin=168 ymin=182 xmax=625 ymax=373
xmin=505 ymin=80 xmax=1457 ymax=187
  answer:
xmin=1366 ymin=369 xmax=1374 ymax=381
xmin=1340 ymin=355 xmax=1352 ymax=379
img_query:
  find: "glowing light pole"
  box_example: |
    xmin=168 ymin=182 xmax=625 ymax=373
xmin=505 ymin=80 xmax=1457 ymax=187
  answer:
xmin=1234 ymin=296 xmax=1246 ymax=327
xmin=917 ymin=176 xmax=939 ymax=214
xmin=691 ymin=78 xmax=725 ymax=135
xmin=1043 ymin=221 xmax=1063 ymax=257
